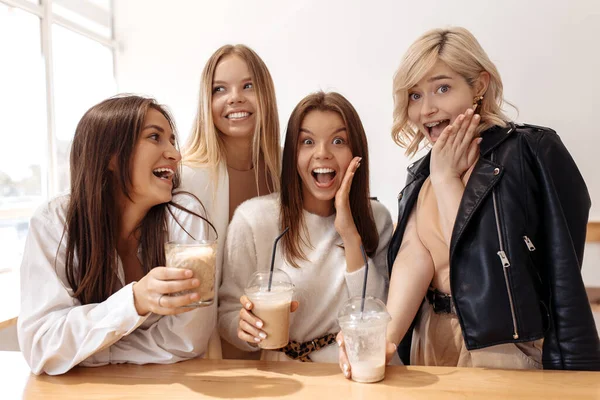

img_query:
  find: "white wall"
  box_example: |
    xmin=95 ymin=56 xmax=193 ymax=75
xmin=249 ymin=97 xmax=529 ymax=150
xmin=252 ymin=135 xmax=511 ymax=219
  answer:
xmin=114 ymin=0 xmax=600 ymax=223
xmin=114 ymin=0 xmax=600 ymax=220
xmin=114 ymin=0 xmax=600 ymax=285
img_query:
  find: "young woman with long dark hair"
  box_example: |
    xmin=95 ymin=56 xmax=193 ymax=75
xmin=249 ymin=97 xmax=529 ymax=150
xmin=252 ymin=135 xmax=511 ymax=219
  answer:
xmin=18 ymin=95 xmax=216 ymax=375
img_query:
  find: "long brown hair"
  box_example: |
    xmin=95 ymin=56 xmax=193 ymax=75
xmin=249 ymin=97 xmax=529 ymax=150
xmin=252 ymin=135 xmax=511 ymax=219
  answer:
xmin=280 ymin=91 xmax=378 ymax=268
xmin=183 ymin=44 xmax=281 ymax=193
xmin=64 ymin=95 xmax=213 ymax=305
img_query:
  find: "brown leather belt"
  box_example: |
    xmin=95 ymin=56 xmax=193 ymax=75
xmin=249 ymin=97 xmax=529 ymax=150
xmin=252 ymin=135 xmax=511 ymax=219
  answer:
xmin=276 ymin=332 xmax=338 ymax=362
xmin=426 ymin=287 xmax=456 ymax=315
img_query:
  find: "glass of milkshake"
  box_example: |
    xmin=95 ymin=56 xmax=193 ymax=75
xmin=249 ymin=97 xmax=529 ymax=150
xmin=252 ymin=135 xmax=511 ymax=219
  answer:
xmin=165 ymin=239 xmax=217 ymax=307
xmin=245 ymin=269 xmax=294 ymax=349
xmin=338 ymin=296 xmax=391 ymax=383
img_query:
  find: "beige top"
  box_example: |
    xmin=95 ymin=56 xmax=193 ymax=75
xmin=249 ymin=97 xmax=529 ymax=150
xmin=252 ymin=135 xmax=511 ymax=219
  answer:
xmin=412 ymin=160 xmax=544 ymax=368
xmin=227 ymin=161 xmax=271 ymax=222
xmin=416 ymin=162 xmax=477 ymax=294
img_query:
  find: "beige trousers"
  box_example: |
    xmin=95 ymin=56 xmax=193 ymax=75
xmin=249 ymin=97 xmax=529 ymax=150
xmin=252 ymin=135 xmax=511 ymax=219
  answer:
xmin=411 ymin=301 xmax=543 ymax=369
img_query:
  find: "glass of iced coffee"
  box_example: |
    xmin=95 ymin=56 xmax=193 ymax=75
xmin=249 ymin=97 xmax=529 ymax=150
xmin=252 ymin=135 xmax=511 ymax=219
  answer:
xmin=245 ymin=269 xmax=294 ymax=349
xmin=338 ymin=296 xmax=391 ymax=383
xmin=165 ymin=239 xmax=217 ymax=307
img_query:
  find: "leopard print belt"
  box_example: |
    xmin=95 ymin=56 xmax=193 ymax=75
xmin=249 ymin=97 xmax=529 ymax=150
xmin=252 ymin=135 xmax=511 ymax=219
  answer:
xmin=275 ymin=332 xmax=338 ymax=362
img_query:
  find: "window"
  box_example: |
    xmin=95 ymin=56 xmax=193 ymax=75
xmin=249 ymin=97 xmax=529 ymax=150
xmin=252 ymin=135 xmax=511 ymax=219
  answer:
xmin=53 ymin=0 xmax=112 ymax=37
xmin=0 ymin=0 xmax=116 ymax=273
xmin=0 ymin=4 xmax=46 ymax=273
xmin=53 ymin=24 xmax=116 ymax=192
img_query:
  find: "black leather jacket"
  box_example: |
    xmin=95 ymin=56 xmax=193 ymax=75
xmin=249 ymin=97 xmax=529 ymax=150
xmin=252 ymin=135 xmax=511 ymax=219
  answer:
xmin=388 ymin=123 xmax=600 ymax=370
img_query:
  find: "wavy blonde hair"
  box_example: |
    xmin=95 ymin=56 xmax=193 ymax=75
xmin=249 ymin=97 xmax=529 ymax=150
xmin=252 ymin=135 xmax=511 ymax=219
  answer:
xmin=183 ymin=44 xmax=280 ymax=192
xmin=392 ymin=27 xmax=511 ymax=157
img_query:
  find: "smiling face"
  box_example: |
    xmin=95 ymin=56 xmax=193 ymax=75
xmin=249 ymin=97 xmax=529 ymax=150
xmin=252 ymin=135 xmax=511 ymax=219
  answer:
xmin=296 ymin=110 xmax=353 ymax=216
xmin=211 ymin=55 xmax=257 ymax=144
xmin=407 ymin=60 xmax=480 ymax=143
xmin=127 ymin=108 xmax=181 ymax=208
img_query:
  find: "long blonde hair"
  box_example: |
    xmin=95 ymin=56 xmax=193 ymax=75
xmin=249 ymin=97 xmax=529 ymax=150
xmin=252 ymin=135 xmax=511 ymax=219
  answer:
xmin=183 ymin=44 xmax=281 ymax=192
xmin=392 ymin=27 xmax=511 ymax=157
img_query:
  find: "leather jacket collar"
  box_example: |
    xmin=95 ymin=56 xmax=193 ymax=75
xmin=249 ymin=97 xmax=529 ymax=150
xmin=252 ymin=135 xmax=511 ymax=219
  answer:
xmin=406 ymin=122 xmax=517 ymax=178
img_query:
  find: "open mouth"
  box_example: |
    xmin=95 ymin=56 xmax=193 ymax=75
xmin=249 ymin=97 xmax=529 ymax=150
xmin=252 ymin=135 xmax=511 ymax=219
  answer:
xmin=424 ymin=119 xmax=450 ymax=139
xmin=152 ymin=167 xmax=174 ymax=182
xmin=226 ymin=111 xmax=252 ymax=120
xmin=311 ymin=167 xmax=336 ymax=188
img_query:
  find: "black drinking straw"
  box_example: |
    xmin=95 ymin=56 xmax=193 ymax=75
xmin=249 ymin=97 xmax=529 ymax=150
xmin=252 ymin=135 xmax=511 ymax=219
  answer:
xmin=268 ymin=227 xmax=289 ymax=291
xmin=360 ymin=244 xmax=369 ymax=317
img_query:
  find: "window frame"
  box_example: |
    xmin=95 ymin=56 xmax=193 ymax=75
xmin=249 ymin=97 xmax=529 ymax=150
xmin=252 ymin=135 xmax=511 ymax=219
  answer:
xmin=0 ymin=0 xmax=117 ymax=276
xmin=1 ymin=0 xmax=116 ymax=198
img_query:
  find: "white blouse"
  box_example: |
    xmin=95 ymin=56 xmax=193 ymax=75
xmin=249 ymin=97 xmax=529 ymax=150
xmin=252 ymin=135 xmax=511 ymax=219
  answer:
xmin=17 ymin=194 xmax=215 ymax=375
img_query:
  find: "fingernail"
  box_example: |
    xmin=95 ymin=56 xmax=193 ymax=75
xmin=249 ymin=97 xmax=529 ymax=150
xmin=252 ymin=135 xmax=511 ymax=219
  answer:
xmin=246 ymin=302 xmax=252 ymax=309
xmin=477 ymin=138 xmax=483 ymax=144
xmin=256 ymin=321 xmax=263 ymax=328
xmin=337 ymin=340 xmax=342 ymax=347
xmin=259 ymin=332 xmax=267 ymax=339
xmin=358 ymin=157 xmax=363 ymax=162
xmin=192 ymin=279 xmax=200 ymax=286
xmin=254 ymin=337 xmax=261 ymax=342
xmin=458 ymin=115 xmax=464 ymax=121
xmin=474 ymin=114 xmax=480 ymax=120
xmin=185 ymin=270 xmax=193 ymax=277
xmin=467 ymin=108 xmax=474 ymax=115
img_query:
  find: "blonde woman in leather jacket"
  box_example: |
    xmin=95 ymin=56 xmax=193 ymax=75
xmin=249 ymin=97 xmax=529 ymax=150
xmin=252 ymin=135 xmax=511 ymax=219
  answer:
xmin=338 ymin=27 xmax=599 ymax=378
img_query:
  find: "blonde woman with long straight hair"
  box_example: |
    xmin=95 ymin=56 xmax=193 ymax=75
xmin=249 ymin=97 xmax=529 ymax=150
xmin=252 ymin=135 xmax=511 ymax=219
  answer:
xmin=338 ymin=27 xmax=599 ymax=376
xmin=181 ymin=44 xmax=281 ymax=359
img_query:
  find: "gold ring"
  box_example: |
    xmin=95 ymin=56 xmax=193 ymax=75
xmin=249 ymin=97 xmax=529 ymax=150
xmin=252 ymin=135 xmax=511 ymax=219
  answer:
xmin=158 ymin=294 xmax=166 ymax=308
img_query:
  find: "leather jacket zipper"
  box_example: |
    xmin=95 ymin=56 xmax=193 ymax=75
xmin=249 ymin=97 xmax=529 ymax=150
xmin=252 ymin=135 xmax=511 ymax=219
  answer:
xmin=491 ymin=152 xmax=519 ymax=340
xmin=523 ymin=236 xmax=536 ymax=251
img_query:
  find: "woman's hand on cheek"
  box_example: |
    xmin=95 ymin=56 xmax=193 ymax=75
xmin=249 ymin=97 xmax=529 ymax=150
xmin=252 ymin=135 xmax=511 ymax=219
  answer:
xmin=334 ymin=156 xmax=361 ymax=240
xmin=430 ymin=108 xmax=482 ymax=186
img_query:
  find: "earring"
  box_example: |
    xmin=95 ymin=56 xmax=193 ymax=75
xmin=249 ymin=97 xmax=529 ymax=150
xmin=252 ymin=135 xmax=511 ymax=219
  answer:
xmin=473 ymin=95 xmax=484 ymax=109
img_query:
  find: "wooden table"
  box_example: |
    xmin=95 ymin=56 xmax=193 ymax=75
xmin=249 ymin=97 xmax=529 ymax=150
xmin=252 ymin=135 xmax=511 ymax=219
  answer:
xmin=1 ymin=352 xmax=599 ymax=399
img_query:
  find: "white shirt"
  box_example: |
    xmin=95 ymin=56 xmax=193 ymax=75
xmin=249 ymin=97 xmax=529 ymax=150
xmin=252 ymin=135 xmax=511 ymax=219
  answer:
xmin=218 ymin=193 xmax=393 ymax=362
xmin=17 ymin=194 xmax=215 ymax=375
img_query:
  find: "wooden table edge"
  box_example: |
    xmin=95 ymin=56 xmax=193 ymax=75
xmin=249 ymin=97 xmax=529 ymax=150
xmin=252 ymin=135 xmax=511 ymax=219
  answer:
xmin=0 ymin=317 xmax=17 ymax=330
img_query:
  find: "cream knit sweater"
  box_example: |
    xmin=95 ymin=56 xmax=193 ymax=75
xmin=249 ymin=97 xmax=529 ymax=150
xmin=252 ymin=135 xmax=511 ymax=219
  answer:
xmin=218 ymin=193 xmax=393 ymax=362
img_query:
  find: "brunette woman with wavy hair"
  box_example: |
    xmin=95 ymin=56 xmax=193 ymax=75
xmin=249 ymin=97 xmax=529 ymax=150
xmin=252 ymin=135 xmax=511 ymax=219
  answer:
xmin=218 ymin=91 xmax=394 ymax=363
xmin=18 ymin=95 xmax=217 ymax=375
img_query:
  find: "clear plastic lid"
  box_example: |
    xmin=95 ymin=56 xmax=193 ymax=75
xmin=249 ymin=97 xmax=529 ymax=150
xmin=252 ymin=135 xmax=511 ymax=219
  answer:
xmin=337 ymin=296 xmax=391 ymax=328
xmin=245 ymin=269 xmax=294 ymax=294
